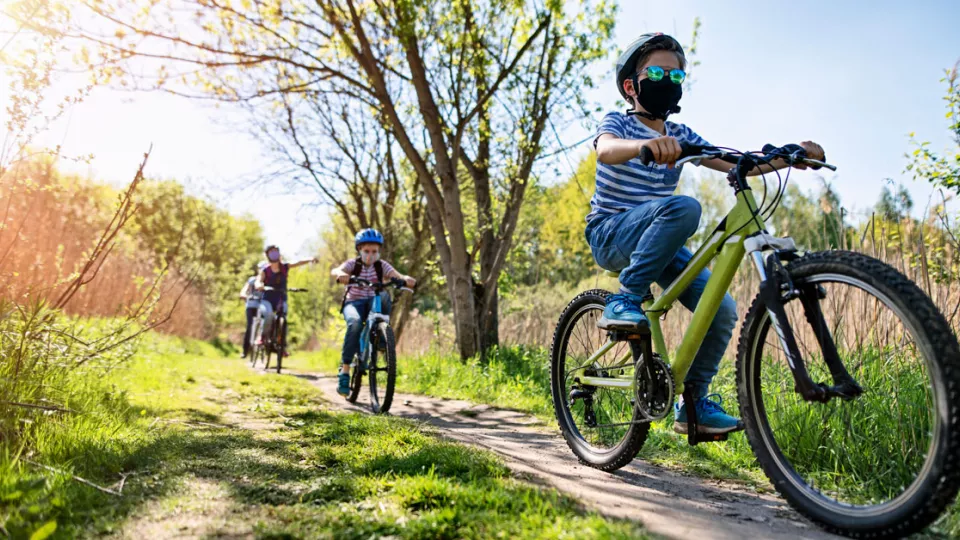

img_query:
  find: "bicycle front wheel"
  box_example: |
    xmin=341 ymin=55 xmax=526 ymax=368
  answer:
xmin=737 ymin=251 xmax=960 ymax=538
xmin=347 ymin=353 xmax=363 ymax=403
xmin=369 ymin=323 xmax=396 ymax=414
xmin=274 ymin=317 xmax=285 ymax=374
xmin=550 ymin=289 xmax=648 ymax=471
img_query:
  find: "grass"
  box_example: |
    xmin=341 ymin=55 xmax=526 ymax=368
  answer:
xmin=289 ymin=345 xmax=763 ymax=483
xmin=289 ymin=341 xmax=960 ymax=536
xmin=1 ymin=332 xmax=648 ymax=539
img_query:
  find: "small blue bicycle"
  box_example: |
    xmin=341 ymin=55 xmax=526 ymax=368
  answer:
xmin=345 ymin=276 xmax=414 ymax=414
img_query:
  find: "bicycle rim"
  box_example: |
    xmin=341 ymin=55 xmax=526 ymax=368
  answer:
xmin=559 ymin=300 xmax=637 ymax=452
xmin=746 ymin=272 xmax=942 ymax=515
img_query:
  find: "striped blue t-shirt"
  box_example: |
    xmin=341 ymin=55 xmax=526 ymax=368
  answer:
xmin=588 ymin=111 xmax=710 ymax=222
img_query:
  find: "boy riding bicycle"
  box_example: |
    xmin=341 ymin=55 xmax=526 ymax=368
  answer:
xmin=331 ymin=228 xmax=416 ymax=397
xmin=255 ymin=245 xmax=317 ymax=349
xmin=588 ymin=33 xmax=825 ymax=435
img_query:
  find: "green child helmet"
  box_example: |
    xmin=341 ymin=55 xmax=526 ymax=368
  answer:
xmin=616 ymin=33 xmax=686 ymax=104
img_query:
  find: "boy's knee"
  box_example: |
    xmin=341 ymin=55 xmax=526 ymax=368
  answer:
xmin=660 ymin=195 xmax=702 ymax=230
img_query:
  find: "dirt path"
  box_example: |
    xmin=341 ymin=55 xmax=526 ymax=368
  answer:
xmin=294 ymin=369 xmax=839 ymax=540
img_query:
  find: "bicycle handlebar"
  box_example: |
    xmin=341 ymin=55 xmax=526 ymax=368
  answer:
xmin=639 ymin=142 xmax=836 ymax=172
xmin=348 ymin=276 xmax=415 ymax=293
xmin=261 ymin=286 xmax=309 ymax=292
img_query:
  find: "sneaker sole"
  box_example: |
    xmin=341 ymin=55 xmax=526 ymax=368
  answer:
xmin=673 ymin=421 xmax=744 ymax=435
xmin=597 ymin=316 xmax=650 ymax=332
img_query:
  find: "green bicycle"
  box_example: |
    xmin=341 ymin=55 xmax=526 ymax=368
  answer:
xmin=550 ymin=143 xmax=960 ymax=538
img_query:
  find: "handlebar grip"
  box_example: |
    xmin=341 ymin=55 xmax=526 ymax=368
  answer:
xmin=810 ymin=152 xmax=825 ymax=171
xmin=639 ymin=142 xmax=700 ymax=166
xmin=638 ymin=145 xmax=656 ymax=166
xmin=764 ymin=143 xmax=825 ymax=170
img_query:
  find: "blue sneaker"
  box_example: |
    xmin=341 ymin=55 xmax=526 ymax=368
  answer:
xmin=674 ymin=394 xmax=744 ymax=435
xmin=598 ymin=293 xmax=649 ymax=330
xmin=337 ymin=373 xmax=351 ymax=396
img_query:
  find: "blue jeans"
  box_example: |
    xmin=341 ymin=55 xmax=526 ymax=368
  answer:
xmin=243 ymin=306 xmax=258 ymax=355
xmin=257 ymin=299 xmax=287 ymax=343
xmin=341 ymin=294 xmax=392 ymax=366
xmin=585 ymin=195 xmax=738 ymax=399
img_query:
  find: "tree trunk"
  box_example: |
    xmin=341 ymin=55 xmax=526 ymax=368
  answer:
xmin=474 ymin=279 xmax=499 ymax=356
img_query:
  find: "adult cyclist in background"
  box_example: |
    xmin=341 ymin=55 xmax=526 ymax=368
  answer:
xmin=239 ymin=262 xmax=267 ymax=359
xmin=255 ymin=245 xmax=318 ymax=349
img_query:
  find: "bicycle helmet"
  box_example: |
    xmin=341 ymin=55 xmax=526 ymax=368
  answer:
xmin=354 ymin=228 xmax=384 ymax=249
xmin=616 ymin=33 xmax=685 ymax=102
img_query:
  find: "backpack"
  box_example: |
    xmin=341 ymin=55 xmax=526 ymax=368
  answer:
xmin=341 ymin=258 xmax=383 ymax=308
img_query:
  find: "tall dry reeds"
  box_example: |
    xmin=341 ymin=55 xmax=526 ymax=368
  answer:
xmin=402 ymin=214 xmax=960 ymax=358
xmin=0 ymin=157 xmax=206 ymax=337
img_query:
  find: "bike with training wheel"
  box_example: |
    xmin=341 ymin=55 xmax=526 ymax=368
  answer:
xmin=249 ymin=286 xmax=308 ymax=374
xmin=345 ymin=276 xmax=414 ymax=414
xmin=550 ymin=142 xmax=960 ymax=538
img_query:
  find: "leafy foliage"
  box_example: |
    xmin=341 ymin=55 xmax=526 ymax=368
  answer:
xmin=131 ymin=180 xmax=264 ymax=333
xmin=907 ymin=62 xmax=960 ymax=193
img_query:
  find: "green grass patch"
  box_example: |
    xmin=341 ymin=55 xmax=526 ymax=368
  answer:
xmin=2 ymin=333 xmax=647 ymax=539
xmin=291 ymin=343 xmax=960 ymax=536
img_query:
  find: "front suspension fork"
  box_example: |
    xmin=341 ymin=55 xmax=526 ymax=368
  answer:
xmin=752 ymin=250 xmax=862 ymax=403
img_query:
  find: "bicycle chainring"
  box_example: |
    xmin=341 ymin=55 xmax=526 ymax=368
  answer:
xmin=634 ymin=353 xmax=674 ymax=422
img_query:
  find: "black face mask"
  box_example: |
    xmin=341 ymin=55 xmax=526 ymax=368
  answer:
xmin=629 ymin=76 xmax=682 ymax=120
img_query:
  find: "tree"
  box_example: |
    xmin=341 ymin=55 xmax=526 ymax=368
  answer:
xmin=250 ymin=90 xmax=434 ymax=340
xmin=132 ymin=180 xmax=264 ymax=332
xmin=876 ymin=182 xmax=914 ymax=222
xmin=907 ymin=61 xmax=960 ymax=194
xmin=45 ymin=0 xmax=616 ymax=359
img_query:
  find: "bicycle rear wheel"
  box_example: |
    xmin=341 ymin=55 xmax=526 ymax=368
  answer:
xmin=249 ymin=318 xmax=263 ymax=367
xmin=550 ymin=289 xmax=648 ymax=471
xmin=369 ymin=323 xmax=396 ymax=414
xmin=737 ymin=251 xmax=960 ymax=538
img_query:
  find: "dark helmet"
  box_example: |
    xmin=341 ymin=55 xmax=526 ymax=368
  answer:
xmin=354 ymin=228 xmax=384 ymax=250
xmin=616 ymin=33 xmax=685 ymax=102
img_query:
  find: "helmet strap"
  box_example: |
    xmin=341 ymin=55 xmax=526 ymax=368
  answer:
xmin=627 ymin=108 xmax=661 ymax=121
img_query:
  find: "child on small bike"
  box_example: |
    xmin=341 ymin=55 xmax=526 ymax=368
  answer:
xmin=588 ymin=33 xmax=825 ymax=435
xmin=331 ymin=228 xmax=417 ymax=397
xmin=255 ymin=245 xmax=317 ymax=349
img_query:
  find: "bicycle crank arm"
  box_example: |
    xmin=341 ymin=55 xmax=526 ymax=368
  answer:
xmin=576 ymin=376 xmax=633 ymax=389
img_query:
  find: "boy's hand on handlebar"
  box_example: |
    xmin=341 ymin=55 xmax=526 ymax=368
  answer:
xmin=405 ymin=277 xmax=417 ymax=289
xmin=336 ymin=274 xmax=349 ymax=285
xmin=638 ymin=136 xmax=683 ymax=168
xmin=794 ymin=141 xmax=825 ymax=170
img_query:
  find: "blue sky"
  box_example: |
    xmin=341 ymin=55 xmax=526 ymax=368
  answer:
xmin=8 ymin=0 xmax=960 ymax=255
xmin=581 ymin=0 xmax=960 ymax=221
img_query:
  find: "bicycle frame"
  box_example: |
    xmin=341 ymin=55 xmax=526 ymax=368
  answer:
xmin=578 ymin=186 xmax=766 ymax=395
xmin=357 ymin=292 xmax=390 ymax=363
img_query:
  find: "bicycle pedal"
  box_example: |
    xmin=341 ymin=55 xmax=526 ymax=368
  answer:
xmin=608 ymin=329 xmax=651 ymax=342
xmin=690 ymin=432 xmax=729 ymax=445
